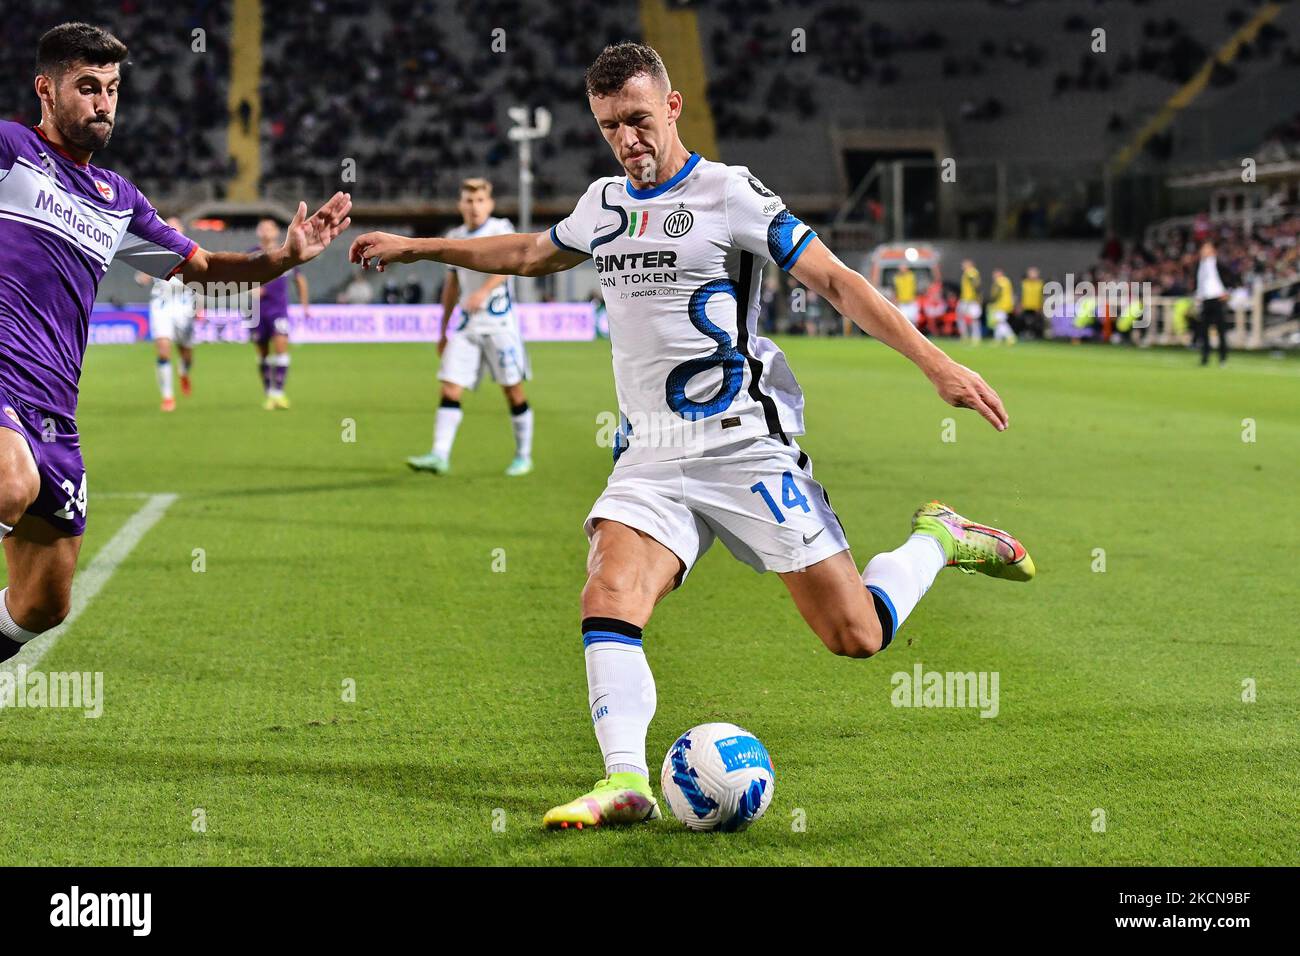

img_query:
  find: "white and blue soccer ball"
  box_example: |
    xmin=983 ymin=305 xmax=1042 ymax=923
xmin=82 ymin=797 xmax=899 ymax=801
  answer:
xmin=660 ymin=722 xmax=775 ymax=832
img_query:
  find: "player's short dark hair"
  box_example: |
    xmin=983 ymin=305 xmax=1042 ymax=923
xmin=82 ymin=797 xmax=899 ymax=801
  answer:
xmin=585 ymin=42 xmax=669 ymax=97
xmin=36 ymin=22 xmax=128 ymax=80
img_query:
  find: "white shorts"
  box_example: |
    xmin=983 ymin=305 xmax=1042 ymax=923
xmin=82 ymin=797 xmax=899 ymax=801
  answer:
xmin=584 ymin=436 xmax=850 ymax=582
xmin=898 ymin=301 xmax=919 ymax=325
xmin=959 ymin=302 xmax=982 ymax=322
xmin=440 ymin=327 xmax=530 ymax=389
xmin=150 ymin=310 xmax=195 ymax=346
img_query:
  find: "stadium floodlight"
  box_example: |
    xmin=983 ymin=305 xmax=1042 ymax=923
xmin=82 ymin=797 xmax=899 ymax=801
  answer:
xmin=508 ymin=107 xmax=552 ymax=301
xmin=508 ymin=107 xmax=553 ymax=232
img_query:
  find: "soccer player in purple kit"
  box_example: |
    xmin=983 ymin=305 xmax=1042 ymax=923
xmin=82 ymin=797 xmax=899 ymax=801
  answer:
xmin=0 ymin=23 xmax=351 ymax=661
xmin=250 ymin=218 xmax=309 ymax=410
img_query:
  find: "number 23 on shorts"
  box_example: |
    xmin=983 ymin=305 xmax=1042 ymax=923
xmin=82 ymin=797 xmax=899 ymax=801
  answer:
xmin=749 ymin=471 xmax=810 ymax=524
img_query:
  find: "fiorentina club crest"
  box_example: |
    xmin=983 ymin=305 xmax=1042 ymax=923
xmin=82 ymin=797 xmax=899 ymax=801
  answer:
xmin=94 ymin=179 xmax=114 ymax=202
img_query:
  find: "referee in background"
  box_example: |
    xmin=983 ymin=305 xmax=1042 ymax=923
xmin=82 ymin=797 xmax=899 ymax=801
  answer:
xmin=1195 ymin=242 xmax=1231 ymax=366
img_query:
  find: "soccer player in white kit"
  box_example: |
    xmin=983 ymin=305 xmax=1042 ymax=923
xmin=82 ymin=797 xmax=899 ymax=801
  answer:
xmin=407 ymin=178 xmax=534 ymax=476
xmin=350 ymin=43 xmax=1036 ymax=830
xmin=136 ymin=217 xmax=201 ymax=411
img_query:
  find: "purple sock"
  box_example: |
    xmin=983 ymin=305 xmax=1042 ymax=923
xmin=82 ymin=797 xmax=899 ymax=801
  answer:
xmin=272 ymin=358 xmax=288 ymax=392
xmin=259 ymin=358 xmax=271 ymax=392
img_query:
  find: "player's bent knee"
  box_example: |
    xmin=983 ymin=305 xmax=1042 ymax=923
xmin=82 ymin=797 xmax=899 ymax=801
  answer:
xmin=0 ymin=478 xmax=39 ymax=528
xmin=825 ymin=621 xmax=883 ymax=659
xmin=7 ymin=595 xmax=68 ymax=634
xmin=581 ymin=571 xmax=653 ymax=621
xmin=29 ymin=597 xmax=69 ymax=632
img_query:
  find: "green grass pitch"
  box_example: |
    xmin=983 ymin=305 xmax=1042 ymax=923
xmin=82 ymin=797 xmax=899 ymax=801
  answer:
xmin=1 ymin=337 xmax=1296 ymax=865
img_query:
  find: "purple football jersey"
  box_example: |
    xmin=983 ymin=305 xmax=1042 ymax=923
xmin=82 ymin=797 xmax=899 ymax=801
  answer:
xmin=0 ymin=121 xmax=196 ymax=417
xmin=253 ymin=246 xmax=296 ymax=319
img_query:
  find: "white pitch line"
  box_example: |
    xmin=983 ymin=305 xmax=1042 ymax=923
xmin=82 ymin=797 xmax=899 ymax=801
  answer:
xmin=0 ymin=493 xmax=177 ymax=678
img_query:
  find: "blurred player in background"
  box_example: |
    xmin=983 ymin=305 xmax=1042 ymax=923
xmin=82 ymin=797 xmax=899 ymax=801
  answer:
xmin=919 ymin=277 xmax=949 ymax=336
xmin=1018 ymin=266 xmax=1044 ymax=339
xmin=892 ymin=263 xmax=918 ymax=326
xmin=251 ymin=218 xmax=308 ymax=410
xmin=350 ymin=41 xmax=1034 ymax=831
xmin=988 ymin=268 xmax=1017 ymax=345
xmin=958 ymin=259 xmax=983 ymax=343
xmin=406 ymin=178 xmax=534 ymax=477
xmin=0 ymin=23 xmax=351 ymax=663
xmin=136 ymin=217 xmax=201 ymax=411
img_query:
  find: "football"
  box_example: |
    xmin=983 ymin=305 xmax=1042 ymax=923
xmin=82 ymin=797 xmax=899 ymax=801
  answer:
xmin=660 ymin=723 xmax=775 ymax=831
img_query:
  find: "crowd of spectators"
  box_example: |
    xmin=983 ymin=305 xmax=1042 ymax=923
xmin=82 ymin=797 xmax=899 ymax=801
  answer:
xmin=1097 ymin=213 xmax=1300 ymax=296
xmin=258 ymin=0 xmax=631 ymax=199
xmin=0 ymin=0 xmax=233 ymax=189
xmin=699 ymin=0 xmax=1300 ymax=158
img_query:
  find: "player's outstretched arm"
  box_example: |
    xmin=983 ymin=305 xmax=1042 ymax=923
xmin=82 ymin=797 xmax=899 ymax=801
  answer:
xmin=790 ymin=239 xmax=1009 ymax=431
xmin=180 ymin=192 xmax=353 ymax=284
xmin=348 ymin=229 xmax=587 ymax=278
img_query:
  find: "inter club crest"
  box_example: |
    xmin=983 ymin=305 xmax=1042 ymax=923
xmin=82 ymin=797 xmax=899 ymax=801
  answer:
xmin=94 ymin=179 xmax=114 ymax=202
xmin=664 ymin=207 xmax=694 ymax=238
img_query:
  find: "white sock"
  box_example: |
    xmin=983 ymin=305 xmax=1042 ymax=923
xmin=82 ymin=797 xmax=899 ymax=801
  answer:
xmin=269 ymin=353 xmax=290 ymax=398
xmin=863 ymin=533 xmax=947 ymax=645
xmin=510 ymin=405 xmax=533 ymax=459
xmin=0 ymin=588 xmax=40 ymax=643
xmin=583 ymin=622 xmax=655 ymax=777
xmin=157 ymin=359 xmax=173 ymax=399
xmin=433 ymin=404 xmax=462 ymax=459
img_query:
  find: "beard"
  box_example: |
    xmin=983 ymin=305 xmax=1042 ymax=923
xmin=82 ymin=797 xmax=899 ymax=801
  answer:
xmin=56 ymin=107 xmax=114 ymax=153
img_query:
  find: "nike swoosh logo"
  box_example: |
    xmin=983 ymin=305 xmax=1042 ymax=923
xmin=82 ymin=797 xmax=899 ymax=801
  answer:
xmin=967 ymin=523 xmax=1027 ymax=562
xmin=803 ymin=528 xmax=824 ymax=545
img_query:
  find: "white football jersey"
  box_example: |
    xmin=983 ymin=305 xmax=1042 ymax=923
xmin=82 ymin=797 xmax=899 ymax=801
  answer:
xmin=446 ymin=216 xmax=517 ymax=333
xmin=149 ymin=275 xmax=197 ymax=324
xmin=550 ymin=153 xmax=817 ymax=466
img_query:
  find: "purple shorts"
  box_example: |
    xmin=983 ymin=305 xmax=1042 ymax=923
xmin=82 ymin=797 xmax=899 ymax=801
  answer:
xmin=0 ymin=390 xmax=86 ymax=537
xmin=253 ymin=313 xmax=290 ymax=345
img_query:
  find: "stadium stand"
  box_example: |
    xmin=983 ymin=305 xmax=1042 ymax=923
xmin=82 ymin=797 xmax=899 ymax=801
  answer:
xmin=0 ymin=0 xmax=234 ymax=201
xmin=7 ymin=0 xmax=1292 ymax=347
xmin=258 ymin=0 xmax=641 ymax=202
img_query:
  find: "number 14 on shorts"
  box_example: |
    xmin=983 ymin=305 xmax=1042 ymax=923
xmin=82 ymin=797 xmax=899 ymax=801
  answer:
xmin=749 ymin=471 xmax=810 ymax=524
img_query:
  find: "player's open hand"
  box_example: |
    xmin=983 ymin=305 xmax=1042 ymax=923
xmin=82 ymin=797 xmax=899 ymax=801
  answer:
xmin=349 ymin=232 xmax=415 ymax=272
xmin=931 ymin=360 xmax=1009 ymax=431
xmin=285 ymin=192 xmax=353 ymax=265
